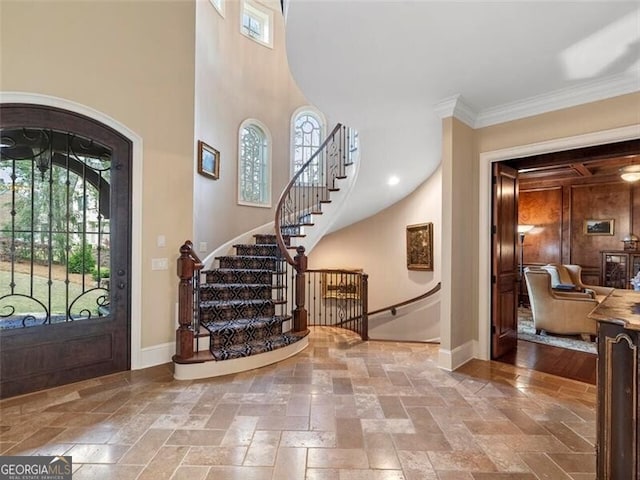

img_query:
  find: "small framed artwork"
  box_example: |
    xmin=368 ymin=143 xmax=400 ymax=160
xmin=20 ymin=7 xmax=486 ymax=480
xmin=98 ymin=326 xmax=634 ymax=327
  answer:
xmin=406 ymin=222 xmax=433 ymax=271
xmin=197 ymin=140 xmax=220 ymax=180
xmin=584 ymin=219 xmax=614 ymax=236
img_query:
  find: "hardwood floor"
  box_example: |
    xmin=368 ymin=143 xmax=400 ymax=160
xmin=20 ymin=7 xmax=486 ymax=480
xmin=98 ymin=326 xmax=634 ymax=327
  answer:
xmin=496 ymin=339 xmax=597 ymax=385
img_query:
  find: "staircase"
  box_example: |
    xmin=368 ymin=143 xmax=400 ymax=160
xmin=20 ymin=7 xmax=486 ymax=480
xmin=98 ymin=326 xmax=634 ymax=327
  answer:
xmin=198 ymin=233 xmax=307 ymax=361
xmin=173 ymin=123 xmax=360 ymax=380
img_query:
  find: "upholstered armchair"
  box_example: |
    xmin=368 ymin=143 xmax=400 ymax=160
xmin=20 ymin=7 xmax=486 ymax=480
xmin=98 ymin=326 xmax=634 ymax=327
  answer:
xmin=541 ymin=263 xmax=614 ymax=302
xmin=524 ymin=268 xmax=599 ymax=340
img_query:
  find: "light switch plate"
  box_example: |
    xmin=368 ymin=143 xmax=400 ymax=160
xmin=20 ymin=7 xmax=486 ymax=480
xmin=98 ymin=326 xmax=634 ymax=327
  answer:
xmin=199 ymin=242 xmax=208 ymax=252
xmin=151 ymin=258 xmax=168 ymax=270
xmin=157 ymin=235 xmax=166 ymax=247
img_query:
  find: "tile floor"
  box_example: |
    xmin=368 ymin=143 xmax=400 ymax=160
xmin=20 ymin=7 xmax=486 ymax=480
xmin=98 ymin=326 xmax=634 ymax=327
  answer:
xmin=0 ymin=327 xmax=597 ymax=479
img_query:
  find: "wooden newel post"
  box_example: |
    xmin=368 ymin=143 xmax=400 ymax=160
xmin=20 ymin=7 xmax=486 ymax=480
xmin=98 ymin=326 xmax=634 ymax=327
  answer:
xmin=175 ymin=241 xmax=196 ymax=360
xmin=293 ymin=245 xmax=308 ymax=333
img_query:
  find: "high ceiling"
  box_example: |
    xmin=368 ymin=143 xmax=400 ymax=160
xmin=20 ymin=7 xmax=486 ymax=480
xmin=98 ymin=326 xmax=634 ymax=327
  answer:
xmin=284 ymin=1 xmax=640 ymax=229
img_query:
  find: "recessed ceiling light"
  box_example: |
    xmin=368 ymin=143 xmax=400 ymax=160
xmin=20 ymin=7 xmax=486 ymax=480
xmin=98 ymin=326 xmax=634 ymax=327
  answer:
xmin=387 ymin=176 xmax=399 ymax=186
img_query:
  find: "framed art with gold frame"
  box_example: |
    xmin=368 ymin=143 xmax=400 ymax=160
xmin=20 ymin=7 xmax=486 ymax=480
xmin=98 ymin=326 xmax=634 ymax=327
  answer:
xmin=406 ymin=222 xmax=433 ymax=271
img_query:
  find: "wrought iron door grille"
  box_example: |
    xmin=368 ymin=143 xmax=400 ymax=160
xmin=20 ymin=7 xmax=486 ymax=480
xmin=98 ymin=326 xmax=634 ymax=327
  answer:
xmin=0 ymin=128 xmax=112 ymax=328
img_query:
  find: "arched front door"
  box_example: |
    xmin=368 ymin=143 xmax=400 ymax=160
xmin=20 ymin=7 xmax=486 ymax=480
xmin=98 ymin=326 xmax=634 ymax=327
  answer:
xmin=0 ymin=104 xmax=131 ymax=398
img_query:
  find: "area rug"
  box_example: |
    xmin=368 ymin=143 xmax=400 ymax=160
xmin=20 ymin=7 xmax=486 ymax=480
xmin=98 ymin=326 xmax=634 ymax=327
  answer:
xmin=518 ymin=308 xmax=597 ymax=355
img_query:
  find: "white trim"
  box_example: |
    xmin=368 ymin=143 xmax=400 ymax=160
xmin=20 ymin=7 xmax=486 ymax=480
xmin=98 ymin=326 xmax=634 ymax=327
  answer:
xmin=433 ymin=94 xmax=477 ymax=128
xmin=140 ymin=342 xmax=174 ymax=369
xmin=476 ymin=72 xmax=640 ymax=128
xmin=478 ymin=124 xmax=640 ymax=361
xmin=174 ymin=337 xmax=309 ymax=380
xmin=438 ymin=339 xmax=477 ymax=372
xmin=0 ymin=91 xmax=145 ymax=370
xmin=208 ymin=0 xmax=225 ymax=18
xmin=435 ymin=73 xmax=639 ymax=129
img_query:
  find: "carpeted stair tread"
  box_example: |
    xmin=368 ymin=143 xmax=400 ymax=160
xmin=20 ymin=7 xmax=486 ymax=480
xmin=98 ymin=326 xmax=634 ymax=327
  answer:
xmin=210 ymin=330 xmax=308 ymax=361
xmin=202 ymin=315 xmax=289 ymax=332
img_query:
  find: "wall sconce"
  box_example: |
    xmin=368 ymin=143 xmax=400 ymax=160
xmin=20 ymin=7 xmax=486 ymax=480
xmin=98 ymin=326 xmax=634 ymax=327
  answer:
xmin=620 ymin=165 xmax=640 ymax=182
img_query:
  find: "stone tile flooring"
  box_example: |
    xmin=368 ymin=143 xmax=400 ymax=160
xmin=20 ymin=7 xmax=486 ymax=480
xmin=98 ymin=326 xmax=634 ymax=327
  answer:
xmin=0 ymin=327 xmax=596 ymax=479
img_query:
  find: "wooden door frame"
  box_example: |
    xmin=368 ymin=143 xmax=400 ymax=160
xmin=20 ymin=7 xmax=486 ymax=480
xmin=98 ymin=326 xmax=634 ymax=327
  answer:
xmin=478 ymin=125 xmax=640 ymax=361
xmin=1 ymin=93 xmax=146 ymax=368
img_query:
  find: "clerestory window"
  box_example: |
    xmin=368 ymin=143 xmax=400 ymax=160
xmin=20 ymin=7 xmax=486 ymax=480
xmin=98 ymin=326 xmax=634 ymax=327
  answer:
xmin=241 ymin=0 xmax=273 ymax=48
xmin=238 ymin=120 xmax=271 ymax=207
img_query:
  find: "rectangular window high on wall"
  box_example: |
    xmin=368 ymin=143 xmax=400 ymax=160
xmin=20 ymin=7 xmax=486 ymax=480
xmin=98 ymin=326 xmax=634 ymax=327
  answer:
xmin=241 ymin=0 xmax=273 ymax=48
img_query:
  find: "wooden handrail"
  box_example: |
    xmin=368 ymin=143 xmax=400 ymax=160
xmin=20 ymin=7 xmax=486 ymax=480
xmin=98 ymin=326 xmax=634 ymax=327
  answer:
xmin=368 ymin=282 xmax=441 ymax=316
xmin=274 ymin=123 xmax=344 ymax=266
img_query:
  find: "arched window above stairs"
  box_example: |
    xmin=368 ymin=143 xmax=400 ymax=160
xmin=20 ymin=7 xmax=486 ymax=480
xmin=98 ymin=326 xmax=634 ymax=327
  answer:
xmin=291 ymin=107 xmax=326 ymax=183
xmin=238 ymin=119 xmax=271 ymax=207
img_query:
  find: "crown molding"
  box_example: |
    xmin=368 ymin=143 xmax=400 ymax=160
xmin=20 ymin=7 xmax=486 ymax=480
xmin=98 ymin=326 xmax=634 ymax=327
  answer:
xmin=433 ymin=94 xmax=477 ymax=128
xmin=475 ymin=71 xmax=640 ymax=128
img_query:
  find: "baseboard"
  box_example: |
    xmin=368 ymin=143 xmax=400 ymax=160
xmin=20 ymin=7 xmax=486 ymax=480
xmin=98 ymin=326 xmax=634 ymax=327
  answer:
xmin=138 ymin=342 xmax=174 ymax=369
xmin=438 ymin=339 xmax=478 ymax=371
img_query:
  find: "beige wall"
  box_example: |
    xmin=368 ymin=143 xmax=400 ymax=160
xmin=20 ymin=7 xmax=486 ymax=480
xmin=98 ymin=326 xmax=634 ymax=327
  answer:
xmin=1 ymin=1 xmax=196 ymax=349
xmin=309 ymin=167 xmax=442 ymax=312
xmin=194 ymin=0 xmax=312 ymax=251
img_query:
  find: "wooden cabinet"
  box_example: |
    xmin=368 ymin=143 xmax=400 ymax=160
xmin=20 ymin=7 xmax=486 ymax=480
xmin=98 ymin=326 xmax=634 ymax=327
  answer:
xmin=596 ymin=321 xmax=640 ymax=479
xmin=600 ymin=250 xmax=640 ymax=289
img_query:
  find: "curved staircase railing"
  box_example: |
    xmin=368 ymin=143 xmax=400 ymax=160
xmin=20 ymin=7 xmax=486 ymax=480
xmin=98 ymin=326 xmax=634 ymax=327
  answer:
xmin=275 ymin=123 xmax=359 ymax=334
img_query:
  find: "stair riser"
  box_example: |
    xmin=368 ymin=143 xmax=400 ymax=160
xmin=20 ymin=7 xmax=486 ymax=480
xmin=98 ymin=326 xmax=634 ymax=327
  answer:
xmin=254 ymin=234 xmax=290 ymax=246
xmin=205 ymin=270 xmax=273 ymax=284
xmin=235 ymin=244 xmax=280 ymax=257
xmin=218 ymin=256 xmax=278 ymax=270
xmin=209 ymin=322 xmax=284 ymax=350
xmin=211 ymin=332 xmax=302 ymax=361
xmin=200 ymin=285 xmax=272 ymax=302
xmin=200 ymin=302 xmax=275 ymax=323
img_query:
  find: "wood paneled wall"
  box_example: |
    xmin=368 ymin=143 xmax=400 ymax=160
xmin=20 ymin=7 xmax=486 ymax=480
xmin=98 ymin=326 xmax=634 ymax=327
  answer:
xmin=519 ymin=180 xmax=637 ymax=286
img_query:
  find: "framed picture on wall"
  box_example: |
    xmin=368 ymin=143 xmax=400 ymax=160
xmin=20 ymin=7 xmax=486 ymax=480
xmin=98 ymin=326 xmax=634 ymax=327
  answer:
xmin=197 ymin=140 xmax=220 ymax=180
xmin=584 ymin=219 xmax=614 ymax=236
xmin=406 ymin=222 xmax=434 ymax=271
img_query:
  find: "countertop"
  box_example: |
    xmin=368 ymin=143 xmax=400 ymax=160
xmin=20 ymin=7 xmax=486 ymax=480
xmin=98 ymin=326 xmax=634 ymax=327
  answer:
xmin=589 ymin=289 xmax=640 ymax=331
